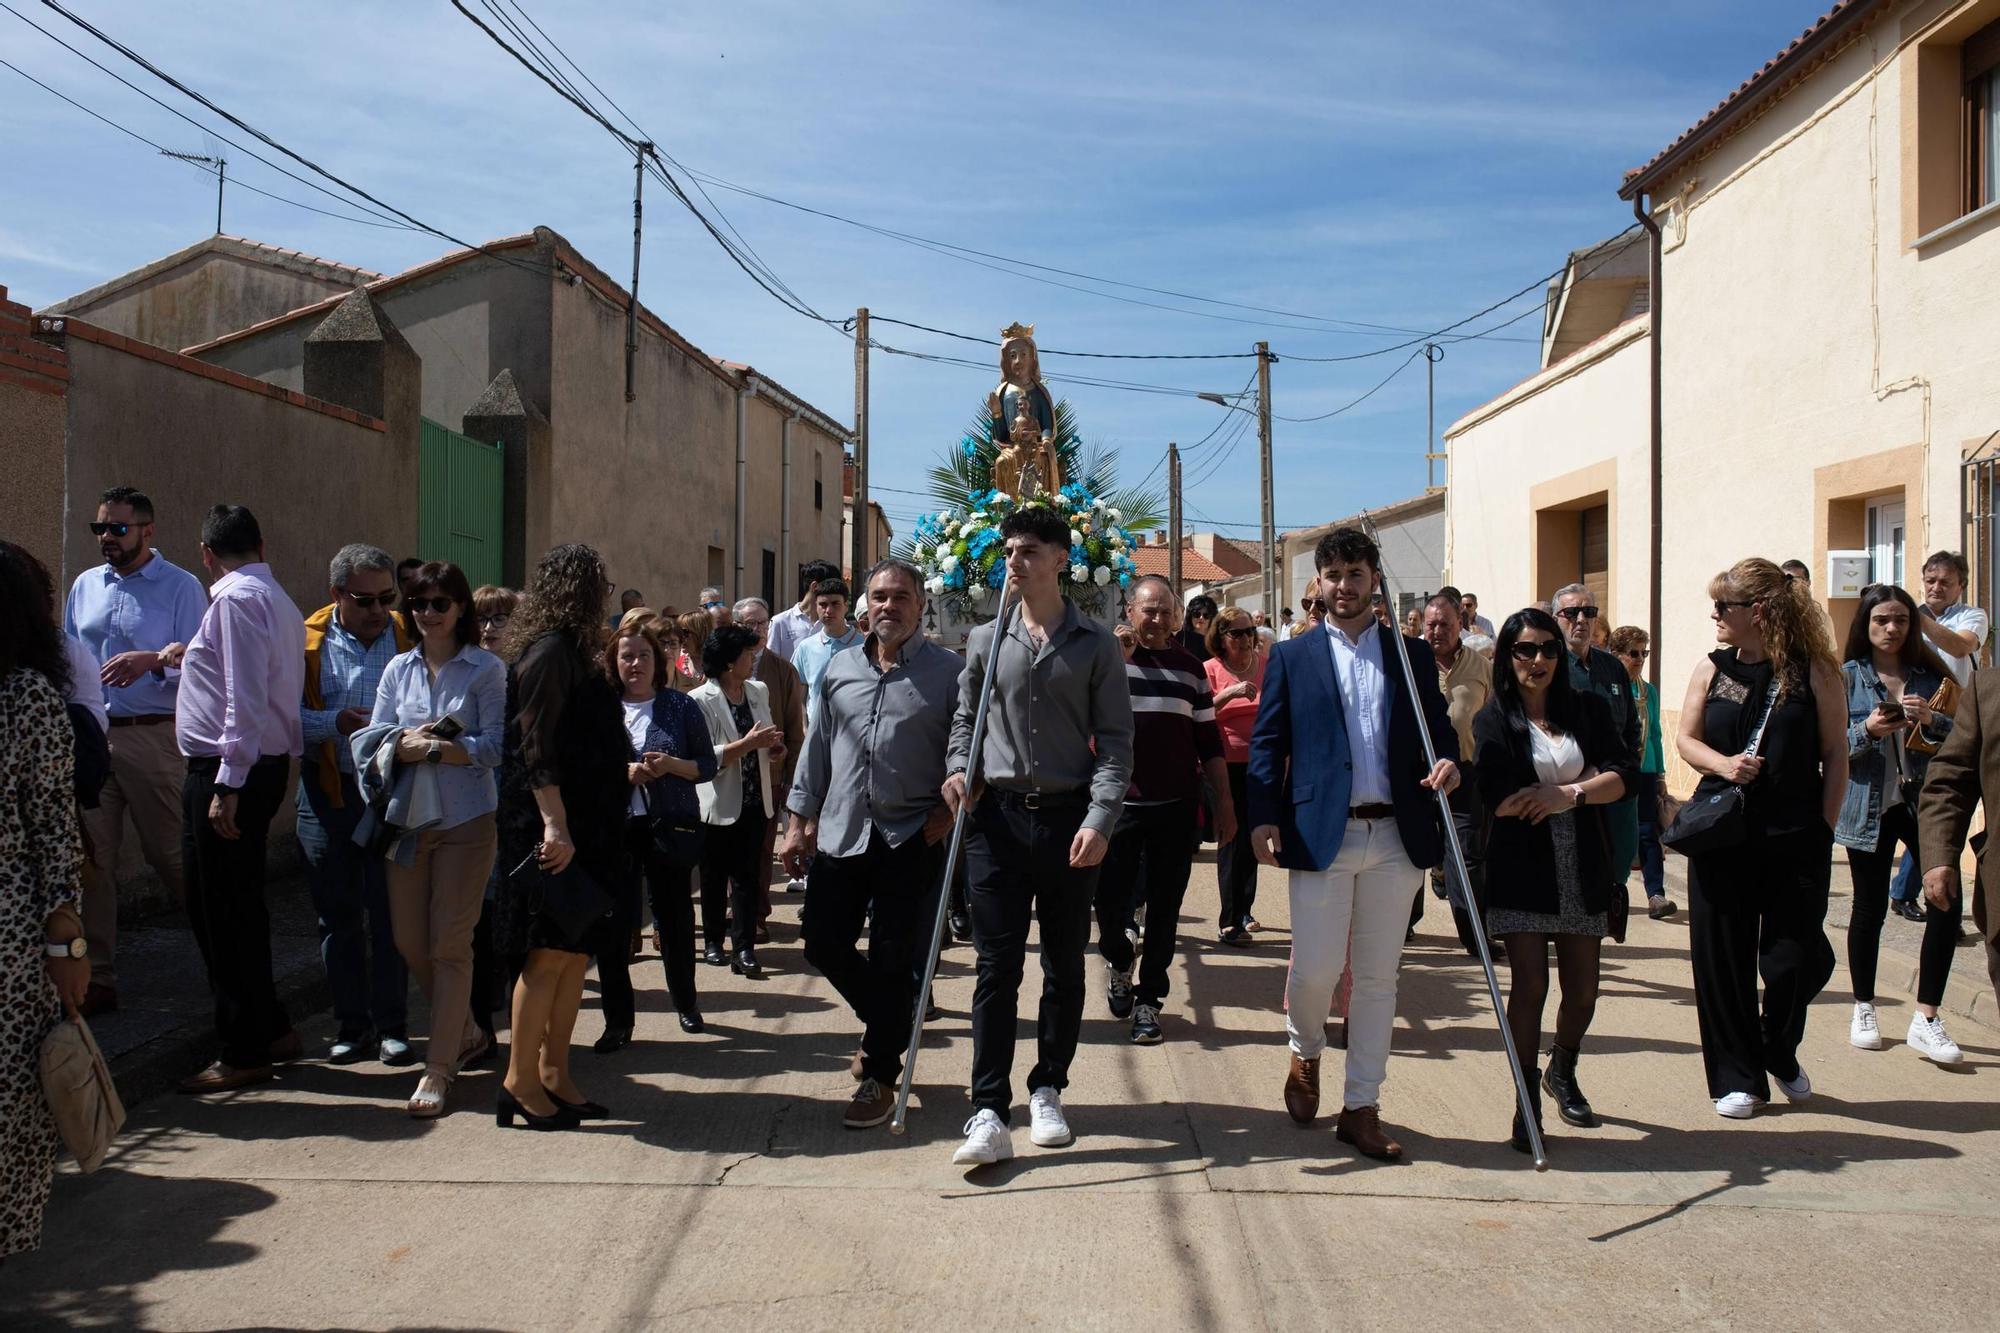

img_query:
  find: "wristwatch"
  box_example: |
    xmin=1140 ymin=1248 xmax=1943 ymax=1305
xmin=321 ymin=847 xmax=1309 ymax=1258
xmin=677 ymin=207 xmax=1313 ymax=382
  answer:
xmin=1565 ymin=783 xmax=1587 ymax=808
xmin=45 ymin=937 xmax=87 ymax=959
xmin=426 ymin=740 xmax=442 ymax=764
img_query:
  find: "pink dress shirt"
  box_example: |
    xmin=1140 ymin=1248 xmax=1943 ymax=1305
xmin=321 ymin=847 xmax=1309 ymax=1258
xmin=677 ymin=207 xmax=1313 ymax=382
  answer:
xmin=175 ymin=562 xmax=307 ymax=787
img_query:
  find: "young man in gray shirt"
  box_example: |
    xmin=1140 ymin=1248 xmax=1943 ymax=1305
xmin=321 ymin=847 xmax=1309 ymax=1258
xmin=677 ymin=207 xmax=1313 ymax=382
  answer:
xmin=942 ymin=505 xmax=1134 ymax=1166
xmin=783 ymin=559 xmax=960 ymax=1130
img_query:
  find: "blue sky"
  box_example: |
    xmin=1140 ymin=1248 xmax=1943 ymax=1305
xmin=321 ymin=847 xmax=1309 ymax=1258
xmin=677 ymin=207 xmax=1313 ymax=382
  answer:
xmin=2 ymin=1 xmax=1805 ymax=541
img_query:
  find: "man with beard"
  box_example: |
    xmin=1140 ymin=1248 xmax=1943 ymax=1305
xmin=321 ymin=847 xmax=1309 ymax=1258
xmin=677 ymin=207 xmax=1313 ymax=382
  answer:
xmin=64 ymin=486 xmax=208 ymax=1015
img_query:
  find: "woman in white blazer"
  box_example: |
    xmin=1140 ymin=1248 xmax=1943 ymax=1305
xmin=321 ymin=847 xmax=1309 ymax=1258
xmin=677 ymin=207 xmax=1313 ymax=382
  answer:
xmin=690 ymin=623 xmax=786 ymax=976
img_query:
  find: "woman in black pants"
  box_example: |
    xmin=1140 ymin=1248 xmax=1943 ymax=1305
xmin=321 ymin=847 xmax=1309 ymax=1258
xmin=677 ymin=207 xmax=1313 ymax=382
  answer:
xmin=1676 ymin=557 xmax=1848 ymax=1119
xmin=597 ymin=617 xmax=717 ymax=1051
xmin=691 ymin=624 xmax=786 ymax=977
xmin=1472 ymin=609 xmax=1632 ymax=1151
xmin=1833 ymin=584 xmax=1965 ymax=1063
xmin=1203 ymin=605 xmax=1265 ymax=943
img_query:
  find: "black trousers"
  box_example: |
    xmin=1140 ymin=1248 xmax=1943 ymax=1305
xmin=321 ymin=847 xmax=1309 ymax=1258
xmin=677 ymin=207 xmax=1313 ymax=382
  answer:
xmin=1215 ymin=763 xmax=1259 ymax=929
xmin=601 ymin=819 xmax=703 ymax=1026
xmin=1094 ymin=798 xmax=1198 ymax=1007
xmin=802 ymin=829 xmax=945 ymax=1084
xmin=1843 ymin=802 xmax=1964 ymax=1006
xmin=700 ymin=807 xmax=769 ymax=955
xmin=1688 ymin=825 xmax=1837 ymax=1099
xmin=182 ymin=754 xmax=292 ymax=1069
xmin=965 ymin=792 xmax=1100 ymax=1123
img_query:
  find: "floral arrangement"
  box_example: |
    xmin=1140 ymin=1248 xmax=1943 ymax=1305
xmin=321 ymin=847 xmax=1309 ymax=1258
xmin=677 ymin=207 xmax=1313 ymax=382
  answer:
xmin=910 ymin=481 xmax=1138 ymax=620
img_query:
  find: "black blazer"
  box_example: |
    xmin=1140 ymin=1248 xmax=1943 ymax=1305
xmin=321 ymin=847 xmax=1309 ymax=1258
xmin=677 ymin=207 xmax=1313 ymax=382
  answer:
xmin=1471 ymin=691 xmax=1634 ymax=920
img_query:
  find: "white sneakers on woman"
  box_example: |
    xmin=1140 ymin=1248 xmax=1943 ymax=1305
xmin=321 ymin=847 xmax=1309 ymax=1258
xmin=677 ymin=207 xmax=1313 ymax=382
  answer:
xmin=1028 ymin=1086 xmax=1073 ymax=1147
xmin=1907 ymin=1013 xmax=1964 ymax=1065
xmin=1714 ymin=1091 xmax=1766 ymax=1119
xmin=952 ymin=1088 xmax=1075 ymax=1166
xmin=1850 ymin=1001 xmax=1882 ymax=1050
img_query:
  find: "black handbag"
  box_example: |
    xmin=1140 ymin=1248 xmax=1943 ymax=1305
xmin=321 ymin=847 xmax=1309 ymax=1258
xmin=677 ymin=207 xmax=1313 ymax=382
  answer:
xmin=1663 ymin=678 xmax=1780 ymax=856
xmin=649 ymin=809 xmax=705 ymax=869
xmin=506 ymin=846 xmax=614 ymax=947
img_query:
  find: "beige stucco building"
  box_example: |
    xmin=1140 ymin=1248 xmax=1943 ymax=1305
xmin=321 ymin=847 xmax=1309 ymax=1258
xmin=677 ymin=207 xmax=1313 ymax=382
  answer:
xmin=1447 ymin=0 xmax=2000 ymax=775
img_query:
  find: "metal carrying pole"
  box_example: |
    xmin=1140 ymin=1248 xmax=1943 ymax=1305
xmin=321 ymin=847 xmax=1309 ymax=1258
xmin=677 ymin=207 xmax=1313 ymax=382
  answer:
xmin=1364 ymin=526 xmax=1548 ymax=1170
xmin=890 ymin=563 xmax=1015 ymax=1135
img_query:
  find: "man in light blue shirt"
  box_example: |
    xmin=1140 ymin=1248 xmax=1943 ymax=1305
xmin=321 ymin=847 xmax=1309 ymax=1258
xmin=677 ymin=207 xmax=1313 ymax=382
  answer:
xmin=65 ymin=485 xmax=208 ymax=1013
xmin=791 ymin=577 xmax=864 ymax=726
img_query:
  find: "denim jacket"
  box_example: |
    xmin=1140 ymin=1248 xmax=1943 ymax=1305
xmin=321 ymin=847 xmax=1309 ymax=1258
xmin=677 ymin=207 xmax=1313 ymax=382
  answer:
xmin=1834 ymin=658 xmax=1951 ymax=852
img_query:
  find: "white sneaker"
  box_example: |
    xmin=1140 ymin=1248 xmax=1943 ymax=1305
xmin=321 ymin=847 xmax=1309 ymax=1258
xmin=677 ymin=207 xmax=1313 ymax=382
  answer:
xmin=1907 ymin=1013 xmax=1964 ymax=1065
xmin=951 ymin=1108 xmax=1014 ymax=1166
xmin=1850 ymin=1001 xmax=1882 ymax=1050
xmin=785 ymin=876 xmax=807 ymax=894
xmin=1028 ymin=1085 xmax=1073 ymax=1147
xmin=1714 ymin=1091 xmax=1766 ymax=1119
xmin=1775 ymin=1068 xmax=1811 ymax=1102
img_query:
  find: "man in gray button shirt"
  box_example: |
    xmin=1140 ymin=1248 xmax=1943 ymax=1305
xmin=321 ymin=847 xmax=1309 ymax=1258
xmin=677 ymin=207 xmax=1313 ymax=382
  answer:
xmin=783 ymin=558 xmax=960 ymax=1130
xmin=940 ymin=504 xmax=1134 ymax=1166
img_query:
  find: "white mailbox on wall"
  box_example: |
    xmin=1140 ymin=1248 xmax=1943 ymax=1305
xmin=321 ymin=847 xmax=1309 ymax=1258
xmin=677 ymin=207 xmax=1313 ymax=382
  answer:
xmin=1826 ymin=551 xmax=1871 ymax=598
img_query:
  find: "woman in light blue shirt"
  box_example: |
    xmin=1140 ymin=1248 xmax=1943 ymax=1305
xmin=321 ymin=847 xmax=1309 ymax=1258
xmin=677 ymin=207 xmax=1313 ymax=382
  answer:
xmin=361 ymin=561 xmax=506 ymax=1118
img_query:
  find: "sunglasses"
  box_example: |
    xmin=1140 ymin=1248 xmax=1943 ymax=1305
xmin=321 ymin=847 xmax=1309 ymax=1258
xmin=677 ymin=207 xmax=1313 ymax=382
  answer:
xmin=1301 ymin=599 xmax=1328 ymax=613
xmin=343 ymin=591 xmax=399 ymax=609
xmin=703 ymin=600 xmax=727 ymax=610
xmin=89 ymin=522 xmax=135 ymax=538
xmin=477 ymin=613 xmax=511 ymax=628
xmin=407 ymin=596 xmax=458 ymax=614
xmin=1622 ymin=648 xmax=1650 ymax=660
xmin=1509 ymin=639 xmax=1566 ymax=662
xmin=1713 ymin=599 xmax=1755 ymax=617
xmin=1555 ymin=606 xmax=1600 ymax=620
xmin=1223 ymin=626 xmax=1259 ymax=641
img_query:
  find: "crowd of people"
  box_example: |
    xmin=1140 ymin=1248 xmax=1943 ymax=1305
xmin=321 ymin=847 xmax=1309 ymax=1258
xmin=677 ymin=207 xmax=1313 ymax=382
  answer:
xmin=5 ymin=483 xmax=2000 ymax=1254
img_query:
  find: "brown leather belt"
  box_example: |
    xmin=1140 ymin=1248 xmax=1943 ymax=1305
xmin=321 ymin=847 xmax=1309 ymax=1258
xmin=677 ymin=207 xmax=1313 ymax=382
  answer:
xmin=1350 ymin=803 xmax=1394 ymax=821
xmin=110 ymin=714 xmax=172 ymax=728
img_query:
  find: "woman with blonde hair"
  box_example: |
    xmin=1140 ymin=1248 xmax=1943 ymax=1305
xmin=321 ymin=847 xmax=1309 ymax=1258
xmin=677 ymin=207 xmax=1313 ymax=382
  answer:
xmin=674 ymin=610 xmax=713 ymax=689
xmin=1675 ymin=557 xmax=1847 ymax=1120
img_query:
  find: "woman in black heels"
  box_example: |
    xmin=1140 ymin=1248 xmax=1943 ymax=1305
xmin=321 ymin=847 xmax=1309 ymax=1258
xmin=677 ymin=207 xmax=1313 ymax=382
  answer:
xmin=491 ymin=544 xmax=631 ymax=1130
xmin=1472 ymin=609 xmax=1633 ymax=1152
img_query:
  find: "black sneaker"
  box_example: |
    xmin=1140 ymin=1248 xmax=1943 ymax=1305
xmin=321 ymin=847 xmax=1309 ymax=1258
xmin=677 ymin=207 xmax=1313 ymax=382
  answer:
xmin=1131 ymin=1003 xmax=1163 ymax=1045
xmin=1106 ymin=965 xmax=1135 ymax=1019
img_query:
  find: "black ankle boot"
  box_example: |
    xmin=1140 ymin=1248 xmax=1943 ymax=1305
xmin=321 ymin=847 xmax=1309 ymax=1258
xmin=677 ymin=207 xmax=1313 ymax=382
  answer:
xmin=1511 ymin=1067 xmax=1543 ymax=1154
xmin=1543 ymin=1043 xmax=1596 ymax=1127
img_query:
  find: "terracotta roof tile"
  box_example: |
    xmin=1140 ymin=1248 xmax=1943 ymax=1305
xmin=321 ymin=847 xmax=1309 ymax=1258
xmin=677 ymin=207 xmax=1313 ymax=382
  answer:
xmin=1131 ymin=545 xmax=1232 ymax=583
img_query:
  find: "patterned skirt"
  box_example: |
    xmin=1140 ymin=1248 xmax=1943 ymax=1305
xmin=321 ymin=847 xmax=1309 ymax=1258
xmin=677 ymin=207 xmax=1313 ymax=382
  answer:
xmin=1487 ymin=809 xmax=1608 ymax=938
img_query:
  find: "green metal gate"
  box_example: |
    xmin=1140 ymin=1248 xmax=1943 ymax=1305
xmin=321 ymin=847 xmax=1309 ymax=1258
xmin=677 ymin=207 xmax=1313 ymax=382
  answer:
xmin=418 ymin=417 xmax=504 ymax=588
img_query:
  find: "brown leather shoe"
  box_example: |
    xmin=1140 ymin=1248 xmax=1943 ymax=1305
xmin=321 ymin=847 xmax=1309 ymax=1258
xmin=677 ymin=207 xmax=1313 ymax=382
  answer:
xmin=1283 ymin=1053 xmax=1320 ymax=1124
xmin=844 ymin=1077 xmax=895 ymax=1129
xmin=268 ymin=1029 xmax=304 ymax=1064
xmin=178 ymin=1060 xmax=274 ymax=1094
xmin=1336 ymin=1104 xmax=1405 ymax=1161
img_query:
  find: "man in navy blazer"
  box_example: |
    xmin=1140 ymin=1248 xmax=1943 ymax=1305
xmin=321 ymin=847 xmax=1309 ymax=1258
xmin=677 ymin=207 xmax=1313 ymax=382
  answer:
xmin=1248 ymin=525 xmax=1459 ymax=1162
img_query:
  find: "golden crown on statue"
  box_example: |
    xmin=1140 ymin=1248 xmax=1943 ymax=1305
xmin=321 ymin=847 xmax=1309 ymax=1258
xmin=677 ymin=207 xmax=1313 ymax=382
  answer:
xmin=999 ymin=321 xmax=1035 ymax=341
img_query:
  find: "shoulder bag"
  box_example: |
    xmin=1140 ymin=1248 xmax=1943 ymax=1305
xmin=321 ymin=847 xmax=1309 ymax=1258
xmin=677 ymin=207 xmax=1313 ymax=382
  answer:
xmin=1903 ymin=675 xmax=1960 ymax=756
xmin=1662 ymin=677 xmax=1780 ymax=857
xmin=40 ymin=1014 xmax=126 ymax=1172
xmin=506 ymin=846 xmax=614 ymax=948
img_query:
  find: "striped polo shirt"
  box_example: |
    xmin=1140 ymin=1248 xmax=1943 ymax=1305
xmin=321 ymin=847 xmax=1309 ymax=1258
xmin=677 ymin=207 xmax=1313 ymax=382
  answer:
xmin=1125 ymin=641 xmax=1224 ymax=804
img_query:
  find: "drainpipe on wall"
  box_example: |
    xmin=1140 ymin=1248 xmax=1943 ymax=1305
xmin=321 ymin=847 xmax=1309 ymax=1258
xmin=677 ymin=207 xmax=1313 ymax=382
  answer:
xmin=736 ymin=378 xmax=756 ymax=601
xmin=1634 ymin=191 xmax=1663 ymax=692
xmin=782 ymin=408 xmax=800 ymax=596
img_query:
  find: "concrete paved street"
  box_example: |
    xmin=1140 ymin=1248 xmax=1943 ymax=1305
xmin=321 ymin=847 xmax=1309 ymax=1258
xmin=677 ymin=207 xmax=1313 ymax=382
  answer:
xmin=7 ymin=856 xmax=1999 ymax=1331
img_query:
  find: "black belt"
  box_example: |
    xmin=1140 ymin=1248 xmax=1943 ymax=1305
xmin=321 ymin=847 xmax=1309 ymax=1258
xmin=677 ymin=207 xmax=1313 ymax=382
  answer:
xmin=110 ymin=713 xmax=172 ymax=728
xmin=1350 ymin=803 xmax=1395 ymax=821
xmin=989 ymin=787 xmax=1088 ymax=811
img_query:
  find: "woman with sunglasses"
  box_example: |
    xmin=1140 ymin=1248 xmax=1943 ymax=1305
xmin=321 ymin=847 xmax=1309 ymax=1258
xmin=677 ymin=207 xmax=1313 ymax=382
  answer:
xmin=466 ymin=585 xmax=519 ymax=1052
xmin=1608 ymin=625 xmax=1676 ymax=919
xmin=1835 ymin=584 xmax=1965 ymax=1064
xmin=361 ymin=561 xmax=506 ymax=1117
xmin=1676 ymin=558 xmax=1846 ymax=1119
xmin=1205 ymin=606 xmax=1266 ymax=943
xmin=1472 ymin=609 xmax=1633 ymax=1151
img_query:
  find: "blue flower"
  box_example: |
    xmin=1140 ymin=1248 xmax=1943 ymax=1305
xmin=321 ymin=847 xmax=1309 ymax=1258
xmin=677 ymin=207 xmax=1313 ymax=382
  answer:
xmin=986 ymin=561 xmax=1006 ymax=588
xmin=961 ymin=435 xmax=981 ymax=459
xmin=968 ymin=527 xmax=1000 ymax=555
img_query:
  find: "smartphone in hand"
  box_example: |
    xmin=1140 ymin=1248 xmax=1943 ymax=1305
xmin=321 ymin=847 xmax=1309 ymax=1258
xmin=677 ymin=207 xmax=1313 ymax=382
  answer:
xmin=426 ymin=714 xmax=466 ymax=740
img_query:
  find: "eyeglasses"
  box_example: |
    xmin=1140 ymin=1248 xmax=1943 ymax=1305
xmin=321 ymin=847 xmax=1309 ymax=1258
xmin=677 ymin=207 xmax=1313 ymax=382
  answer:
xmin=343 ymin=591 xmax=399 ymax=609
xmin=1713 ymin=599 xmax=1755 ymax=617
xmin=1301 ymin=599 xmax=1327 ymax=613
xmin=1621 ymin=648 xmax=1650 ymax=660
xmin=703 ymin=600 xmax=727 ymax=610
xmin=477 ymin=613 xmax=510 ymax=628
xmin=1555 ymin=606 xmax=1600 ymax=621
xmin=1509 ymin=640 xmax=1566 ymax=662
xmin=1223 ymin=626 xmax=1259 ymax=641
xmin=88 ymin=522 xmax=135 ymax=538
xmin=407 ymin=596 xmax=457 ymax=614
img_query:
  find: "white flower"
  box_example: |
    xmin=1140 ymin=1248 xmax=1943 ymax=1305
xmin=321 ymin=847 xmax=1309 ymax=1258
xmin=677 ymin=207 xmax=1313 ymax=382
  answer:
xmin=1070 ymin=529 xmax=1085 ymax=547
xmin=940 ymin=554 xmax=959 ymax=574
xmin=1093 ymin=565 xmax=1112 ymax=586
xmin=1107 ymin=507 xmax=1123 ymax=524
xmin=1069 ymin=563 xmax=1089 ymax=583
xmin=925 ymin=576 xmax=945 ymax=595
xmin=970 ymin=583 xmax=989 ymax=603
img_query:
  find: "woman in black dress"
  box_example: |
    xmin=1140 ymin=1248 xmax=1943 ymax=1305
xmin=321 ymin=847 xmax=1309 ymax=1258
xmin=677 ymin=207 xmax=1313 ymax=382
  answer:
xmin=1473 ymin=608 xmax=1633 ymax=1152
xmin=493 ymin=544 xmax=630 ymax=1129
xmin=1675 ymin=557 xmax=1847 ymax=1120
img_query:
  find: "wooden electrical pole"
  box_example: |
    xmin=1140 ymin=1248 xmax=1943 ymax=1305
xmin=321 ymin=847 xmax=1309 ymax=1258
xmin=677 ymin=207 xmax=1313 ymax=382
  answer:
xmin=1167 ymin=442 xmax=1183 ymax=596
xmin=1424 ymin=342 xmax=1445 ymax=491
xmin=1256 ymin=341 xmax=1276 ymax=617
xmin=850 ymin=307 xmax=871 ymax=580
xmin=624 ymin=146 xmax=651 ymax=402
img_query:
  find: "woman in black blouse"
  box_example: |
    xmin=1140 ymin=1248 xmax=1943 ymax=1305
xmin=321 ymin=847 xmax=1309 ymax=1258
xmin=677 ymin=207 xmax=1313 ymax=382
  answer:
xmin=1676 ymin=557 xmax=1847 ymax=1120
xmin=492 ymin=544 xmax=630 ymax=1129
xmin=1472 ymin=609 xmax=1632 ymax=1152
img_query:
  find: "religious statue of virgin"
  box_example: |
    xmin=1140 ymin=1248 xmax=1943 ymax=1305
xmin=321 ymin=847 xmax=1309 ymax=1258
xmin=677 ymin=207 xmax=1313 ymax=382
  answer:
xmin=985 ymin=322 xmax=1063 ymax=499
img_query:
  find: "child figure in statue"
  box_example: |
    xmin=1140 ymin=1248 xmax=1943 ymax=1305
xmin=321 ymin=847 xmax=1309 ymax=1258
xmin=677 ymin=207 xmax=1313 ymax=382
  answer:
xmin=986 ymin=322 xmax=1063 ymax=498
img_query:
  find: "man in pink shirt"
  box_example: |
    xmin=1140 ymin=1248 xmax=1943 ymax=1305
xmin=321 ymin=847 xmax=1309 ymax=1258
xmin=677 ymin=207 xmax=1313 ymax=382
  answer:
xmin=175 ymin=505 xmax=308 ymax=1094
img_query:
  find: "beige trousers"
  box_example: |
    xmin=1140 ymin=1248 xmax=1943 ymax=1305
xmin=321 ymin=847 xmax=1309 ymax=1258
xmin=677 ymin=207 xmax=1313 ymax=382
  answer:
xmin=386 ymin=812 xmax=497 ymax=1077
xmin=79 ymin=719 xmax=187 ymax=983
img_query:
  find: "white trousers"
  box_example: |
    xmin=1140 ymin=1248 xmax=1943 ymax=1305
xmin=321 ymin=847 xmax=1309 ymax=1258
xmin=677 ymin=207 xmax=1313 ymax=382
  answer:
xmin=1286 ymin=816 xmax=1420 ymax=1110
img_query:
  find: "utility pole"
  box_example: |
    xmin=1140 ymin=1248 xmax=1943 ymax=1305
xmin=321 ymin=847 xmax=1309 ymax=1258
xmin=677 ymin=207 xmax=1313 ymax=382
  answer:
xmin=850 ymin=307 xmax=871 ymax=580
xmin=1424 ymin=342 xmax=1445 ymax=492
xmin=1167 ymin=442 xmax=1182 ymax=597
xmin=160 ymin=150 xmax=224 ymax=233
xmin=626 ymin=144 xmax=651 ymax=403
xmin=1256 ymin=341 xmax=1276 ymax=618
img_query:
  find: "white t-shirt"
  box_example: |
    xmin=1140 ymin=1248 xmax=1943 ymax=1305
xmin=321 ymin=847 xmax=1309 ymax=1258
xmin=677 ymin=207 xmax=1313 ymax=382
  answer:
xmin=1925 ymin=602 xmax=1989 ymax=685
xmin=621 ymin=699 xmax=651 ymax=816
xmin=1530 ymin=722 xmax=1585 ymax=785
